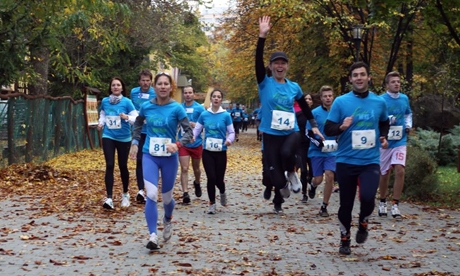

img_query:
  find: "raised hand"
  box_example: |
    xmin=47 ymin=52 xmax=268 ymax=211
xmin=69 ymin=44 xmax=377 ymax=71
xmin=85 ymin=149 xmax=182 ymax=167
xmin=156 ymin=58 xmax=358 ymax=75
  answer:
xmin=259 ymin=16 xmax=271 ymax=38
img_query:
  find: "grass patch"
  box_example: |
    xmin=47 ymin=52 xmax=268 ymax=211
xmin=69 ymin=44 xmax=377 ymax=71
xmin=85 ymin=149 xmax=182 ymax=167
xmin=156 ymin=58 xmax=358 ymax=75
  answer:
xmin=433 ymin=166 xmax=460 ymax=208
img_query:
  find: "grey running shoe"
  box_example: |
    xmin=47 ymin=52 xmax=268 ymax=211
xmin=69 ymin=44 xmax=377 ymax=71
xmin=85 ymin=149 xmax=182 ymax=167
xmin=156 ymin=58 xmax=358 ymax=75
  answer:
xmin=220 ymin=192 xmax=227 ymax=206
xmin=207 ymin=204 xmax=216 ymax=214
xmin=286 ymin=171 xmax=301 ymax=193
xmin=280 ymin=183 xmax=291 ymax=199
xmin=163 ymin=217 xmax=173 ymax=242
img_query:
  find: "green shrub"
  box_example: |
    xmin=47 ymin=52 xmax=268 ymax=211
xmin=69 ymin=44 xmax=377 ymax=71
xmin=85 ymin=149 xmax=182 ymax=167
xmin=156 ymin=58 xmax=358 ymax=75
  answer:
xmin=403 ymin=145 xmax=439 ymax=201
xmin=408 ymin=126 xmax=460 ymax=166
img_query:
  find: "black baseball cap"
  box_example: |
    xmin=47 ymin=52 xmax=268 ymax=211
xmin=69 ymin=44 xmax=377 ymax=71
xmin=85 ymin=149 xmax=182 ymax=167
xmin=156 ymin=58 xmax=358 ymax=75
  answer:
xmin=270 ymin=51 xmax=289 ymax=63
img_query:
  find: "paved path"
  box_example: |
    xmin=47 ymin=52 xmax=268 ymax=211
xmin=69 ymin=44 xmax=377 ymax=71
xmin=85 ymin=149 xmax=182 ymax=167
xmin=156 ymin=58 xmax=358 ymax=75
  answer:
xmin=1 ymin=129 xmax=459 ymax=275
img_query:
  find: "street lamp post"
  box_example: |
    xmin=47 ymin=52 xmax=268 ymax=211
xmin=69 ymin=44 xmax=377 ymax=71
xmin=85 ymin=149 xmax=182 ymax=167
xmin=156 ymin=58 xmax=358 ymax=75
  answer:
xmin=352 ymin=25 xmax=364 ymax=62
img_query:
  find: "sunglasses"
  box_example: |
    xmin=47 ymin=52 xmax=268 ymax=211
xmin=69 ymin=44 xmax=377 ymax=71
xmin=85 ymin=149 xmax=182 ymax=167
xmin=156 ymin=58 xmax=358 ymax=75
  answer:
xmin=156 ymin=72 xmax=170 ymax=76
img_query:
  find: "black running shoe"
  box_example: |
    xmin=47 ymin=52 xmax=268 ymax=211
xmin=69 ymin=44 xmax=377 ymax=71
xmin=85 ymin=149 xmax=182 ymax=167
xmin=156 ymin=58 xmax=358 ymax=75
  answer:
xmin=273 ymin=203 xmax=283 ymax=214
xmin=308 ymin=183 xmax=317 ymax=199
xmin=193 ymin=181 xmax=202 ymax=198
xmin=263 ymin=186 xmax=272 ymax=200
xmin=356 ymin=221 xmax=369 ymax=244
xmin=301 ymin=194 xmax=308 ymax=203
xmin=182 ymin=192 xmax=191 ymax=204
xmin=339 ymin=236 xmax=351 ymax=255
xmin=318 ymin=206 xmax=329 ymax=217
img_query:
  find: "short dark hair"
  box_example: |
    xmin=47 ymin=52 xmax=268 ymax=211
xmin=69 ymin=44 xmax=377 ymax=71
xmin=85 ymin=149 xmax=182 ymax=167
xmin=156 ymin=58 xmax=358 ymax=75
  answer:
xmin=138 ymin=69 xmax=153 ymax=81
xmin=183 ymin=85 xmax=194 ymax=93
xmin=385 ymin=71 xmax=400 ymax=84
xmin=108 ymin=77 xmax=127 ymax=96
xmin=348 ymin=61 xmax=370 ymax=77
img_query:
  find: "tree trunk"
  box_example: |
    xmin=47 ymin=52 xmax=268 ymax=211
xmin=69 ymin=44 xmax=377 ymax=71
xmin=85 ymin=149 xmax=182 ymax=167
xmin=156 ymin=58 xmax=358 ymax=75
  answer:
xmin=28 ymin=47 xmax=50 ymax=95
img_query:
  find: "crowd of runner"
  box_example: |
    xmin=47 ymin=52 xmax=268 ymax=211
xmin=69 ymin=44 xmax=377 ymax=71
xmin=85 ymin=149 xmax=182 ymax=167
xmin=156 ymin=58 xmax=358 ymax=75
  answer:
xmin=96 ymin=16 xmax=412 ymax=254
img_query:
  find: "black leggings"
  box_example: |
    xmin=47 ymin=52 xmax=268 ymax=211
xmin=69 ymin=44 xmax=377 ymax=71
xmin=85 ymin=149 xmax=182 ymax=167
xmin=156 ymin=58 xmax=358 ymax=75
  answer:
xmin=336 ymin=163 xmax=380 ymax=235
xmin=262 ymin=132 xmax=299 ymax=205
xmin=102 ymin=138 xmax=131 ymax=198
xmin=202 ymin=150 xmax=227 ymax=204
xmin=296 ymin=138 xmax=313 ymax=194
xmin=136 ymin=133 xmax=147 ymax=190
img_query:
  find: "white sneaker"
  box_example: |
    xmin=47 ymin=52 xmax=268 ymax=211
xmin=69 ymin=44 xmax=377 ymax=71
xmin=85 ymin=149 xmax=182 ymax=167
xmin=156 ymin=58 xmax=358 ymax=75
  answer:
xmin=146 ymin=233 xmax=159 ymax=250
xmin=378 ymin=202 xmax=387 ymax=217
xmin=391 ymin=204 xmax=401 ymax=219
xmin=103 ymin=198 xmax=114 ymax=209
xmin=287 ymin=171 xmax=301 ymax=193
xmin=207 ymin=204 xmax=216 ymax=214
xmin=163 ymin=217 xmax=173 ymax=242
xmin=121 ymin=193 xmax=130 ymax=208
xmin=136 ymin=190 xmax=146 ymax=203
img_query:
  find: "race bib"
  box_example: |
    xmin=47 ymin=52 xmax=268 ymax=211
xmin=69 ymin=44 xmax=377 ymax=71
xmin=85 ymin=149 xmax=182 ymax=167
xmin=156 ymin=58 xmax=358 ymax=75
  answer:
xmin=140 ymin=93 xmax=150 ymax=99
xmin=185 ymin=108 xmax=194 ymax=114
xmin=149 ymin=137 xmax=172 ymax=156
xmin=271 ymin=110 xmax=295 ymax=130
xmin=106 ymin=115 xmax=121 ymax=129
xmin=351 ymin=130 xmax=376 ymax=150
xmin=205 ymin=137 xmax=223 ymax=152
xmin=322 ymin=140 xmax=338 ymax=153
xmin=234 ymin=112 xmax=241 ymax=117
xmin=388 ymin=125 xmax=403 ymax=140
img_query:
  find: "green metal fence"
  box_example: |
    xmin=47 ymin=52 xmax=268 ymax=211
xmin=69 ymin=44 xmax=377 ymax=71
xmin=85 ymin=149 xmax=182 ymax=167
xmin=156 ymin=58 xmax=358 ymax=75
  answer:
xmin=0 ymin=94 xmax=101 ymax=168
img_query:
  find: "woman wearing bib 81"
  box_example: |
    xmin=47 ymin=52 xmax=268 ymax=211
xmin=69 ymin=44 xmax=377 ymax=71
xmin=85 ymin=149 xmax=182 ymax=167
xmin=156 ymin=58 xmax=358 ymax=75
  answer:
xmin=257 ymin=16 xmax=323 ymax=213
xmin=129 ymin=73 xmax=193 ymax=250
xmin=193 ymin=89 xmax=235 ymax=214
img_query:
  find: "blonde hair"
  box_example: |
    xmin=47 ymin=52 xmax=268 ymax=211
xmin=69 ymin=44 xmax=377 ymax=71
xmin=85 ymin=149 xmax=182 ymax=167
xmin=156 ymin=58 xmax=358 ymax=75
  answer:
xmin=319 ymin=85 xmax=333 ymax=96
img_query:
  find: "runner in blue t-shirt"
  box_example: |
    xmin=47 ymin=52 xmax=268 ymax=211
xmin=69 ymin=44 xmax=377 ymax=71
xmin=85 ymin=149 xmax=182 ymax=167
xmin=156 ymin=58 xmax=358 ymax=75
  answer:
xmin=98 ymin=77 xmax=138 ymax=210
xmin=129 ymin=73 xmax=193 ymax=251
xmin=230 ymin=103 xmax=243 ymax=141
xmin=377 ymin=71 xmax=412 ymax=220
xmin=324 ymin=62 xmax=389 ymax=255
xmin=178 ymin=85 xmax=205 ymax=204
xmin=130 ymin=69 xmax=156 ymax=204
xmin=193 ymin=89 xmax=235 ymax=214
xmin=256 ymin=16 xmax=323 ymax=214
xmin=306 ymin=86 xmax=336 ymax=217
